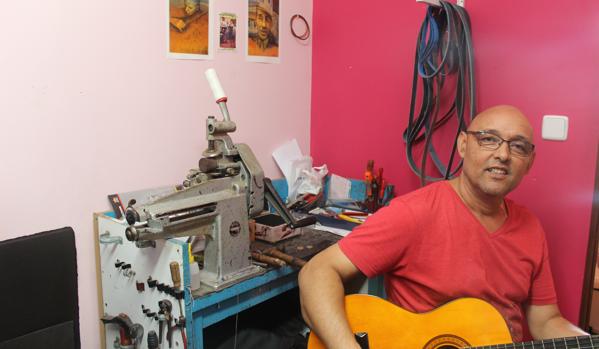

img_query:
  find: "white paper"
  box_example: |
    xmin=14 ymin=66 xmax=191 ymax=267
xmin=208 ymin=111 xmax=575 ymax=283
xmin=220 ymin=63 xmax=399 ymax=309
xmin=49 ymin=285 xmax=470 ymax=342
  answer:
xmin=314 ymin=223 xmax=352 ymax=237
xmin=272 ymin=139 xmax=304 ymax=185
xmin=328 ymin=174 xmax=351 ymax=200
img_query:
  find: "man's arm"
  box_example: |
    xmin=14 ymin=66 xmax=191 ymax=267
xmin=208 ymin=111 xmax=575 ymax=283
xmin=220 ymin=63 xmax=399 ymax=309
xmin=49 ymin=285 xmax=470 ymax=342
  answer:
xmin=298 ymin=244 xmax=364 ymax=349
xmin=526 ymin=304 xmax=588 ymax=339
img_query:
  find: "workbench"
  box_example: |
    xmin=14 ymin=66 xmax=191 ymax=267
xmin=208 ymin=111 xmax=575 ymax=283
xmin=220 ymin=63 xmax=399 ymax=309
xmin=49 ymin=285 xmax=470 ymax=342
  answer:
xmin=96 ymin=178 xmax=385 ymax=349
xmin=189 ymin=227 xmax=340 ymax=348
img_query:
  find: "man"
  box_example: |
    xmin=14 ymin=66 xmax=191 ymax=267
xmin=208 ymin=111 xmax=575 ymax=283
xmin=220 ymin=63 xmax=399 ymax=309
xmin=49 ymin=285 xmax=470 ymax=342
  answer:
xmin=255 ymin=3 xmax=274 ymax=50
xmin=299 ymin=105 xmax=587 ymax=349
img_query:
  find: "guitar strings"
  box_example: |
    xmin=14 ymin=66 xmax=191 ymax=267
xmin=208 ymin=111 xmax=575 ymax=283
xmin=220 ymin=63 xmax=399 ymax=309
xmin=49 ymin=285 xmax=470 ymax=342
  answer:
xmin=468 ymin=336 xmax=599 ymax=349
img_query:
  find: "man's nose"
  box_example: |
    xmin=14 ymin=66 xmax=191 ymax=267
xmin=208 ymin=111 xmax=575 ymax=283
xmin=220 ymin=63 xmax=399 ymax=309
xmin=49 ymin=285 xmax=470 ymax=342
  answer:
xmin=493 ymin=141 xmax=511 ymax=161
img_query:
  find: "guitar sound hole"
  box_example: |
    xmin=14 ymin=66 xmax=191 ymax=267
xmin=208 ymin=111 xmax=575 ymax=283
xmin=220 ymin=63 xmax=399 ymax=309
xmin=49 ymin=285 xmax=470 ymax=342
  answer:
xmin=423 ymin=334 xmax=470 ymax=349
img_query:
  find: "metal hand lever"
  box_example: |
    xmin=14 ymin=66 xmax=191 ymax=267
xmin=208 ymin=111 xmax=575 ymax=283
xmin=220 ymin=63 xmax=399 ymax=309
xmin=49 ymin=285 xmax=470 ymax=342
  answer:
xmin=205 ymin=68 xmax=230 ymax=122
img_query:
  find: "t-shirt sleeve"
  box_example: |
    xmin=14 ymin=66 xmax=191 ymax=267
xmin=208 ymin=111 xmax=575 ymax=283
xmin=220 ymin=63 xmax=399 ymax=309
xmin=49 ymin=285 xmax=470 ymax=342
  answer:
xmin=338 ymin=198 xmax=417 ymax=278
xmin=529 ymin=236 xmax=558 ymax=305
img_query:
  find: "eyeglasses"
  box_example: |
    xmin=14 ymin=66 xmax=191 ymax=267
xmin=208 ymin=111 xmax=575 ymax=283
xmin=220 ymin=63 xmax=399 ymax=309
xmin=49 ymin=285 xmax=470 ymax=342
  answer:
xmin=465 ymin=130 xmax=535 ymax=157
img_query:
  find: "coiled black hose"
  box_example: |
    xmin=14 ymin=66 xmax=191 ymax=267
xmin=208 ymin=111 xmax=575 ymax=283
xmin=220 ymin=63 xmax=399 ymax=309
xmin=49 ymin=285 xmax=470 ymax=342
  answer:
xmin=403 ymin=1 xmax=476 ymax=186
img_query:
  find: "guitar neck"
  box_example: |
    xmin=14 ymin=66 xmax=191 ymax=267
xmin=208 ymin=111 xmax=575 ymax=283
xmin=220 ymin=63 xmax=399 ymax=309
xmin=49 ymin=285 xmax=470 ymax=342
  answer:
xmin=472 ymin=335 xmax=599 ymax=349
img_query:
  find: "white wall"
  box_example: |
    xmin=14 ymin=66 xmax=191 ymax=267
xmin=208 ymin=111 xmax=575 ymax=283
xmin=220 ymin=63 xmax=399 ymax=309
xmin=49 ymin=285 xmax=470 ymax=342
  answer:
xmin=0 ymin=1 xmax=312 ymax=347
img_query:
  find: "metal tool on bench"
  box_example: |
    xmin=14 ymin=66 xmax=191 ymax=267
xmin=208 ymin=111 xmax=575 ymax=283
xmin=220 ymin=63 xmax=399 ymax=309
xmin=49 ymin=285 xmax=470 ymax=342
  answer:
xmin=123 ymin=68 xmax=315 ymax=291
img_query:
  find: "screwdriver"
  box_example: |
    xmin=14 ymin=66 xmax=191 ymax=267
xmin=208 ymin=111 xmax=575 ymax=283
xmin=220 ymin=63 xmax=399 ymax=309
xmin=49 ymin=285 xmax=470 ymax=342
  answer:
xmin=170 ymin=261 xmax=184 ymax=316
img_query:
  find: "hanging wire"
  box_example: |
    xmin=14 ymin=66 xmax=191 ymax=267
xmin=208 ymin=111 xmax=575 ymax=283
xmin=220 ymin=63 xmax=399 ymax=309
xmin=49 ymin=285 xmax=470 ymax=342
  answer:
xmin=403 ymin=1 xmax=476 ymax=186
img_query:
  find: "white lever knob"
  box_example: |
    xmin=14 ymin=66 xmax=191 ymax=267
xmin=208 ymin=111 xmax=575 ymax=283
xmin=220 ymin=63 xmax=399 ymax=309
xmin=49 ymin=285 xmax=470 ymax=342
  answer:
xmin=205 ymin=68 xmax=226 ymax=102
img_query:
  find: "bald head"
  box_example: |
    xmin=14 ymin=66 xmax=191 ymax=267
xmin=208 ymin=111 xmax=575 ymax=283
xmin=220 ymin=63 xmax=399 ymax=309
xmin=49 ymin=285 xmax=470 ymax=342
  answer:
xmin=469 ymin=105 xmax=534 ymax=140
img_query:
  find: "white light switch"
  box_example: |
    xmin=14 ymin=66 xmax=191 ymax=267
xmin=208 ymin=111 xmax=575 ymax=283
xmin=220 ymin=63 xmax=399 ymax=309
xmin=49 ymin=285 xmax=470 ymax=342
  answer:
xmin=542 ymin=115 xmax=568 ymax=141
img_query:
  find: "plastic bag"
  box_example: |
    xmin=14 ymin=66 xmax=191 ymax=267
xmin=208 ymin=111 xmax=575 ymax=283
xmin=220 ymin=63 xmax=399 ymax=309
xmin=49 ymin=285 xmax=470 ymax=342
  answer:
xmin=287 ymin=156 xmax=328 ymax=203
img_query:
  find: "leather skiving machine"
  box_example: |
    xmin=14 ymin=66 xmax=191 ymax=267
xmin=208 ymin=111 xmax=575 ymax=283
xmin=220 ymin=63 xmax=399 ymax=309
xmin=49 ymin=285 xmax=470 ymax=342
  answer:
xmin=122 ymin=68 xmax=315 ymax=291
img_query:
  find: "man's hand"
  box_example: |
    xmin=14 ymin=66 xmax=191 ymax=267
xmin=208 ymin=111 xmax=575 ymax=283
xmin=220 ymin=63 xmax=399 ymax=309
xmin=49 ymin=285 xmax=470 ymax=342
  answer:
xmin=299 ymin=244 xmax=364 ymax=349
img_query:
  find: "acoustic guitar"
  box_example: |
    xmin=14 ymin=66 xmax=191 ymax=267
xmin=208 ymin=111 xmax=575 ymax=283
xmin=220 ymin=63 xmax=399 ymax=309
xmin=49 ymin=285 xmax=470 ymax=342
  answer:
xmin=307 ymin=294 xmax=596 ymax=349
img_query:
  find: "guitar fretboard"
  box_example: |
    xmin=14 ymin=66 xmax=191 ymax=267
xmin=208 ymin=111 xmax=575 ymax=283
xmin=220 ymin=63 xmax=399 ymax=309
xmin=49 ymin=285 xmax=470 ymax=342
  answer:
xmin=471 ymin=336 xmax=599 ymax=349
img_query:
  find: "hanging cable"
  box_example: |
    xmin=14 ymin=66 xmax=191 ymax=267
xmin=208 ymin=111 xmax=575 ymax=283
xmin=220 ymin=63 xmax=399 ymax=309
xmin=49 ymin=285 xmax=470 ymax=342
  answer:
xmin=403 ymin=1 xmax=476 ymax=186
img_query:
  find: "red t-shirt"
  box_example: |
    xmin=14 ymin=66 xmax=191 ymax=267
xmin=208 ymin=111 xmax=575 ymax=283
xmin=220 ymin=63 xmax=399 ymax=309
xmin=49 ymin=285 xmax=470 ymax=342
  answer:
xmin=339 ymin=181 xmax=557 ymax=342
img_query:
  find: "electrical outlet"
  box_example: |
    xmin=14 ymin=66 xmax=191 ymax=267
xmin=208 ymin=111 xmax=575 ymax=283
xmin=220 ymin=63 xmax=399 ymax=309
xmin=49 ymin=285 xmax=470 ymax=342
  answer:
xmin=542 ymin=115 xmax=568 ymax=141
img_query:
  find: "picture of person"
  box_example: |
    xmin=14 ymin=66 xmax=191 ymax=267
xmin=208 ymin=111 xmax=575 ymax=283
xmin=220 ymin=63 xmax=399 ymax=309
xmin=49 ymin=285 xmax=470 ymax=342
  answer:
xmin=247 ymin=0 xmax=279 ymax=58
xmin=219 ymin=13 xmax=237 ymax=49
xmin=169 ymin=0 xmax=210 ymax=57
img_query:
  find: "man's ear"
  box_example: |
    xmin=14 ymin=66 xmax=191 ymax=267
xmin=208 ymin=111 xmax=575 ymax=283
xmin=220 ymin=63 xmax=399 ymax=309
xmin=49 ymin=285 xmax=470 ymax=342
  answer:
xmin=457 ymin=131 xmax=467 ymax=158
xmin=525 ymin=151 xmax=536 ymax=174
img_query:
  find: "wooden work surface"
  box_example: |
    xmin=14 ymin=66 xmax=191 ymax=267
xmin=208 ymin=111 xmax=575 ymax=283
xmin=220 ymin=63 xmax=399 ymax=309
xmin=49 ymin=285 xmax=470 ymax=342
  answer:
xmin=251 ymin=227 xmax=341 ymax=261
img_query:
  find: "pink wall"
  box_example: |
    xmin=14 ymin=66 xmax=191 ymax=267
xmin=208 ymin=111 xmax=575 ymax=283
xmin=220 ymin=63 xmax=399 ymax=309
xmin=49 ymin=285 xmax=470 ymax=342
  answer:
xmin=0 ymin=1 xmax=312 ymax=347
xmin=311 ymin=0 xmax=599 ymax=324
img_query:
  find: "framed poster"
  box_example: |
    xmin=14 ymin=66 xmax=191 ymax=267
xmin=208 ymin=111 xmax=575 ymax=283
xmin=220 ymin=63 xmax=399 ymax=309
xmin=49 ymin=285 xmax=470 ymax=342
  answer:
xmin=247 ymin=0 xmax=280 ymax=63
xmin=219 ymin=13 xmax=237 ymax=50
xmin=168 ymin=0 xmax=212 ymax=59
